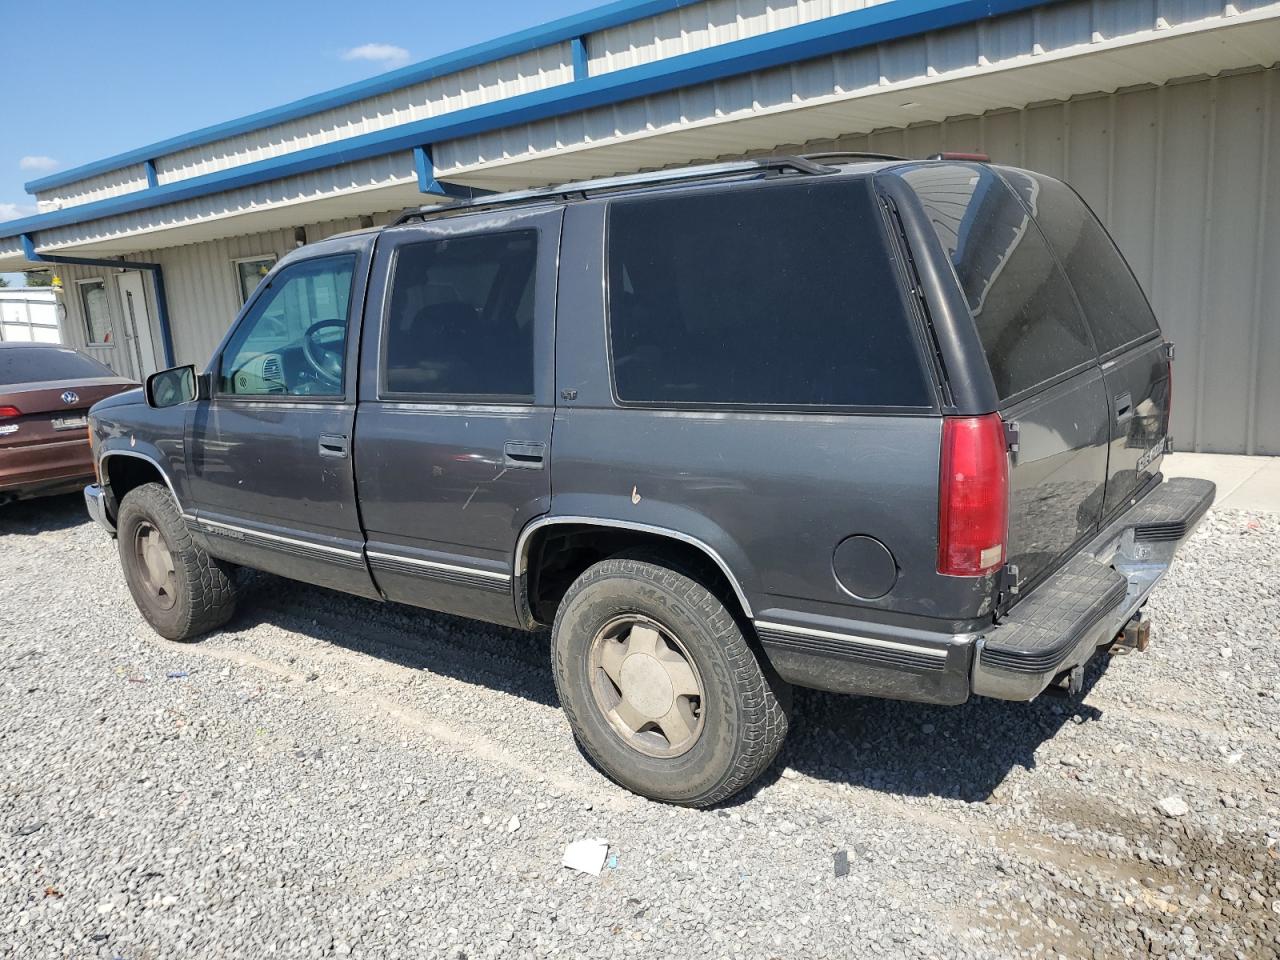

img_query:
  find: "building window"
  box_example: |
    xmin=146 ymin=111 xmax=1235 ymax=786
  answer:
xmin=77 ymin=279 xmax=113 ymax=345
xmin=234 ymin=255 xmax=277 ymax=305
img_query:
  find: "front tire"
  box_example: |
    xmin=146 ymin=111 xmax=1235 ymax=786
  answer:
xmin=116 ymin=482 xmax=237 ymax=641
xmin=551 ymin=556 xmax=788 ymax=807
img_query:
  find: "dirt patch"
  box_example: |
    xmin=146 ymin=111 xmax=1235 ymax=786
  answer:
xmin=992 ymin=791 xmax=1280 ymax=958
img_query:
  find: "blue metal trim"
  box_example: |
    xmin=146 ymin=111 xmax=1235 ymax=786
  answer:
xmin=571 ymin=36 xmax=590 ymax=81
xmin=21 ymin=234 xmax=177 ymax=368
xmin=7 ymin=0 xmax=1050 ymax=239
xmin=143 ymin=159 xmax=159 ymax=189
xmin=413 ymin=145 xmax=446 ymax=195
xmin=24 ymin=0 xmax=705 ymax=194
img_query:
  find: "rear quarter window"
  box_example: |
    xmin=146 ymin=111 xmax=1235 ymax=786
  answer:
xmin=0 ymin=346 xmax=116 ymax=386
xmin=1002 ymin=170 xmax=1161 ymax=356
xmin=900 ymin=163 xmax=1096 ymax=401
xmin=605 ymin=177 xmax=932 ymax=409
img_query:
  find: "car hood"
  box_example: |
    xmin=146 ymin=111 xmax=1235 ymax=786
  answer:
xmin=89 ymin=386 xmax=145 ymax=414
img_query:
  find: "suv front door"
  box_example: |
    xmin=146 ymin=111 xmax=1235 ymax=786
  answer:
xmin=186 ymin=239 xmax=378 ymax=598
xmin=354 ymin=208 xmax=561 ymax=626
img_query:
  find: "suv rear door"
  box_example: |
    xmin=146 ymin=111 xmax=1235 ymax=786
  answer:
xmin=1002 ymin=170 xmax=1170 ymax=519
xmin=353 ymin=207 xmax=560 ymax=627
xmin=896 ymin=163 xmax=1111 ymax=593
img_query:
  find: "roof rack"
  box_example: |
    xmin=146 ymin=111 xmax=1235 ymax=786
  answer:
xmin=926 ymin=151 xmax=991 ymax=162
xmin=802 ymin=151 xmax=906 ymax=163
xmin=391 ymin=155 xmax=837 ymax=226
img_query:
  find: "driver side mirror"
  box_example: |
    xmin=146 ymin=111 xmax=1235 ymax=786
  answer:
xmin=145 ymin=365 xmax=209 ymax=408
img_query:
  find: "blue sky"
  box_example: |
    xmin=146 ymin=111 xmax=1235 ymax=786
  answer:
xmin=2 ymin=0 xmax=601 ymax=283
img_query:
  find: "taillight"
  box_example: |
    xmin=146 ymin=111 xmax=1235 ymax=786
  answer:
xmin=937 ymin=413 xmax=1009 ymax=577
xmin=0 ymin=405 xmax=20 ymax=419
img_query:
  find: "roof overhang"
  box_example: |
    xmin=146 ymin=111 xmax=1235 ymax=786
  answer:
xmin=1 ymin=0 xmax=1276 ymax=271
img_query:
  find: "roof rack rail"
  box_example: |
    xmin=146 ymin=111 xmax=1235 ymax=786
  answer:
xmin=927 ymin=151 xmax=991 ymax=162
xmin=802 ymin=151 xmax=906 ymax=163
xmin=391 ymin=155 xmax=836 ymax=226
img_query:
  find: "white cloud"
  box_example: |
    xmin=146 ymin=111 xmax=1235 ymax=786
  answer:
xmin=341 ymin=43 xmax=410 ymax=67
xmin=19 ymin=155 xmax=59 ymax=172
xmin=0 ymin=201 xmax=37 ymax=222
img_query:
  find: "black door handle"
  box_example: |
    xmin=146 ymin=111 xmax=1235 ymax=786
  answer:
xmin=503 ymin=440 xmax=546 ymax=469
xmin=318 ymin=434 xmax=349 ymax=459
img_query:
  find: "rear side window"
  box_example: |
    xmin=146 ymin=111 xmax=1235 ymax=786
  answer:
xmin=0 ymin=346 xmax=115 ymax=385
xmin=606 ymin=178 xmax=931 ymax=408
xmin=1004 ymin=170 xmax=1160 ymax=355
xmin=382 ymin=231 xmax=537 ymax=400
xmin=901 ymin=164 xmax=1095 ymax=400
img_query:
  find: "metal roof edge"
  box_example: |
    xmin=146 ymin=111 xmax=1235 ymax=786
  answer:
xmin=6 ymin=0 xmax=1051 ymax=242
xmin=21 ymin=0 xmax=703 ymax=194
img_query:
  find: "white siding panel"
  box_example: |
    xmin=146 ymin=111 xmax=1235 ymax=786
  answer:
xmin=586 ymin=0 xmax=883 ymax=75
xmin=34 ymin=153 xmax=418 ymax=251
xmin=153 ymin=45 xmax=573 ymax=185
xmin=437 ymin=0 xmax=1271 ymax=172
xmin=34 ymin=164 xmax=150 ymax=211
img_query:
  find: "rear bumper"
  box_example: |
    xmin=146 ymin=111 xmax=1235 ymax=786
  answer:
xmin=755 ymin=475 xmax=1215 ymax=705
xmin=84 ymin=483 xmax=116 ymax=535
xmin=0 ymin=438 xmax=94 ymax=501
xmin=970 ymin=476 xmax=1216 ymax=700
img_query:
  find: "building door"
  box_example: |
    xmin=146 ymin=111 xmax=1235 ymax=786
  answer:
xmin=116 ymin=272 xmax=159 ymax=380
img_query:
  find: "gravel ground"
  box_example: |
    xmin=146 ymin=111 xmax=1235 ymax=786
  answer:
xmin=2 ymin=496 xmax=1278 ymax=960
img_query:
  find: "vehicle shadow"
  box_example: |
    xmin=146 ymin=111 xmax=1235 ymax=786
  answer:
xmin=0 ymin=492 xmax=91 ymax=535
xmin=224 ymin=567 xmax=1114 ymax=806
xmin=227 ymin=570 xmax=562 ymax=709
xmin=747 ymin=652 xmax=1111 ymax=806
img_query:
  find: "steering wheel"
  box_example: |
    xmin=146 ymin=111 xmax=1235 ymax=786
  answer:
xmin=301 ymin=319 xmax=345 ymax=387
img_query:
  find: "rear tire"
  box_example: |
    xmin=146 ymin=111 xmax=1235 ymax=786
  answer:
xmin=117 ymin=482 xmax=237 ymax=641
xmin=551 ymin=555 xmax=788 ymax=806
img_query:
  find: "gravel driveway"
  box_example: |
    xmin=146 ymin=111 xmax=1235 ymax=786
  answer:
xmin=2 ymin=496 xmax=1278 ymax=959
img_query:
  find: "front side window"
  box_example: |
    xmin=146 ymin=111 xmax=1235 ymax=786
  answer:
xmin=78 ymin=279 xmax=113 ymax=345
xmin=606 ymin=178 xmax=931 ymax=408
xmin=901 ymin=164 xmax=1096 ymax=400
xmin=382 ymin=231 xmax=537 ymax=400
xmin=235 ymin=255 xmax=278 ymax=305
xmin=218 ymin=254 xmax=356 ymax=397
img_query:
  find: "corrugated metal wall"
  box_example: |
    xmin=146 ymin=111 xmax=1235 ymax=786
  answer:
xmin=34 ymin=163 xmax=150 ymax=211
xmin=783 ymin=66 xmax=1279 ymax=455
xmin=37 ymin=152 xmax=419 ymax=252
xmin=49 ymin=67 xmax=1278 ymax=455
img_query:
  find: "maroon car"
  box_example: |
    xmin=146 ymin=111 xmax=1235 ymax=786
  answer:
xmin=0 ymin=343 xmax=137 ymax=504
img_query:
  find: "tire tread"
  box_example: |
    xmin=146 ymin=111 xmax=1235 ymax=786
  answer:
xmin=118 ymin=483 xmax=237 ymax=641
xmin=552 ymin=555 xmax=787 ymax=807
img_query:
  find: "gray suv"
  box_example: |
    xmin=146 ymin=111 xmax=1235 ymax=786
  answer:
xmin=84 ymin=155 xmax=1213 ymax=806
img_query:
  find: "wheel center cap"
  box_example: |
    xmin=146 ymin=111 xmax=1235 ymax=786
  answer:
xmin=619 ymin=654 xmax=674 ymax=718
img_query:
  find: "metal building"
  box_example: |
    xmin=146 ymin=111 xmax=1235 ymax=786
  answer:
xmin=0 ymin=0 xmax=1276 ymax=452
